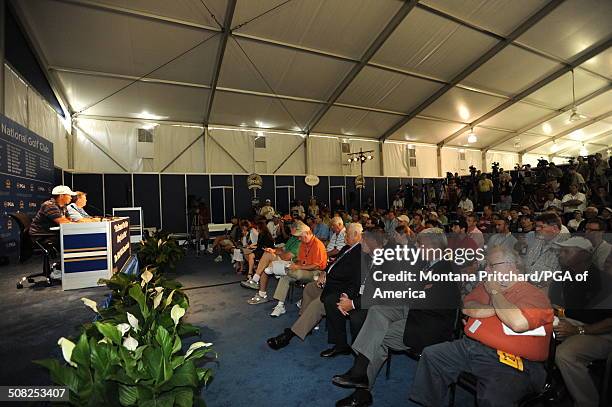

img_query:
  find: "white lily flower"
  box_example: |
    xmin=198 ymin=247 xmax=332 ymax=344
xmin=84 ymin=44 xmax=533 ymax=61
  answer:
xmin=98 ymin=338 xmax=109 ymax=344
xmin=185 ymin=341 xmax=213 ymax=358
xmin=123 ymin=335 xmax=138 ymax=351
xmin=153 ymin=290 xmax=164 ymax=309
xmin=80 ymin=297 xmax=98 ymax=313
xmin=126 ymin=312 xmax=139 ymax=332
xmin=116 ymin=323 xmax=131 ymax=337
xmin=170 ymin=305 xmax=185 ymax=326
xmin=154 ymin=287 xmax=163 ymax=293
xmin=141 ymin=268 xmax=153 ymax=285
xmin=57 ymin=337 xmax=77 ymax=367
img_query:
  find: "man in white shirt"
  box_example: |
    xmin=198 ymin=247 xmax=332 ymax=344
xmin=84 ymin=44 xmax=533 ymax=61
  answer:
xmin=458 ymin=195 xmax=474 ymax=213
xmin=466 ymin=214 xmax=484 ymax=248
xmin=392 ymin=195 xmax=404 ymax=211
xmin=487 ymin=215 xmax=517 ymax=253
xmin=327 ymin=216 xmax=346 ymax=257
xmin=584 ymin=218 xmax=612 ymax=273
xmin=561 ymin=184 xmax=586 ymax=214
xmin=543 ymin=192 xmax=562 ymax=211
xmin=267 ymin=215 xmax=282 ymax=240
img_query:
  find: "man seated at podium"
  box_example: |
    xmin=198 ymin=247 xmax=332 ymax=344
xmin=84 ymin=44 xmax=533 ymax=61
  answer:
xmin=29 ymin=185 xmax=76 ymax=279
xmin=66 ymin=191 xmax=98 ymax=222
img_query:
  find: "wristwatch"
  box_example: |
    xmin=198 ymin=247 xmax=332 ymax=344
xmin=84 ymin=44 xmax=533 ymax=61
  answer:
xmin=577 ymin=326 xmax=585 ymax=335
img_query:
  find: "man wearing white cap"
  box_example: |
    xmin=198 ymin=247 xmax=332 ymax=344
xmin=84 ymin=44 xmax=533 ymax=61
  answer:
xmin=29 ymin=185 xmax=76 ymax=280
xmin=29 ymin=185 xmax=75 ymax=236
xmin=259 ymin=199 xmax=275 ymax=220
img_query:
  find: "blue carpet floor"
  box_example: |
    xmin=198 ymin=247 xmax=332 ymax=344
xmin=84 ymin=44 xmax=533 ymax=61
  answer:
xmin=0 ymin=253 xmax=475 ymax=406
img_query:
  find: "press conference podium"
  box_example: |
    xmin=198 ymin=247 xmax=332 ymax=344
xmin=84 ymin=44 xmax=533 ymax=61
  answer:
xmin=60 ymin=217 xmax=131 ymax=290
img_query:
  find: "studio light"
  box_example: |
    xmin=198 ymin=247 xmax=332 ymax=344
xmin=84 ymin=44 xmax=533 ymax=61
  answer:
xmin=467 ymin=128 xmax=477 ymax=144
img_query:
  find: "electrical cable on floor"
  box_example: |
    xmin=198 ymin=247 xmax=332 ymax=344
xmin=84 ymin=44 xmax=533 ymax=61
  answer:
xmin=183 ymin=280 xmax=243 ymax=291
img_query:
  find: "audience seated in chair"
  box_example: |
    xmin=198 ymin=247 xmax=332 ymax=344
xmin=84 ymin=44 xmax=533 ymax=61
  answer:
xmin=266 ymin=223 xmax=365 ymax=354
xmin=409 ymin=246 xmax=553 ymax=407
xmin=332 ymin=228 xmax=461 ymax=407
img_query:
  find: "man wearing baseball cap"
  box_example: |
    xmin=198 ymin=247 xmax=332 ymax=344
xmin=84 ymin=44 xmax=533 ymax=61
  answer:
xmin=29 ymin=185 xmax=76 ymax=279
xmin=29 ymin=185 xmax=75 ymax=236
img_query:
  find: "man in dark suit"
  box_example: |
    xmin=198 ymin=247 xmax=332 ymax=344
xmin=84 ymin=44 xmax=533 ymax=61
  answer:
xmin=267 ymin=223 xmax=365 ymax=353
xmin=332 ymin=228 xmax=461 ymax=407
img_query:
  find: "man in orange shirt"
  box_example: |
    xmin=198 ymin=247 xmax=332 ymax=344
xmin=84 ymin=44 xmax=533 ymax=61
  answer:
xmin=410 ymin=247 xmax=553 ymax=407
xmin=270 ymin=222 xmax=328 ymax=317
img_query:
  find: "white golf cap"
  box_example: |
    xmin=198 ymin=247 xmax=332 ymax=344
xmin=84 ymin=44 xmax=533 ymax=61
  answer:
xmin=554 ymin=236 xmax=593 ymax=252
xmin=52 ymin=185 xmax=77 ymax=195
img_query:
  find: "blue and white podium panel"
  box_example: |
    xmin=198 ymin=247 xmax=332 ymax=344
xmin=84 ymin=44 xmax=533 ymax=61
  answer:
xmin=60 ymin=218 xmax=131 ymax=290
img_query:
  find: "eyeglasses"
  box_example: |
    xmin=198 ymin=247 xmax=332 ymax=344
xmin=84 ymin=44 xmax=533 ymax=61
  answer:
xmin=486 ymin=261 xmax=514 ymax=267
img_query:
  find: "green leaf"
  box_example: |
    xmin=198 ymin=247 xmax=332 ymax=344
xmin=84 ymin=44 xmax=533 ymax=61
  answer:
xmin=171 ymin=337 xmax=181 ymax=355
xmin=71 ymin=333 xmax=91 ymax=369
xmin=170 ymin=356 xmax=185 ymax=370
xmin=143 ymin=347 xmax=163 ymax=383
xmin=90 ymin=341 xmax=113 ymax=378
xmin=129 ymin=285 xmax=150 ymax=318
xmin=118 ymin=384 xmax=138 ymax=406
xmin=163 ymin=360 xmax=198 ymax=389
xmin=155 ymin=326 xmax=173 ymax=357
xmin=138 ymin=391 xmax=175 ymax=407
xmin=94 ymin=322 xmax=122 ymax=345
xmin=173 ymin=388 xmax=193 ymax=407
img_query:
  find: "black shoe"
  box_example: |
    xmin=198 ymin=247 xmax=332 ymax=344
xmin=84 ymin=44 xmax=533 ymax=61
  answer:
xmin=321 ymin=346 xmax=352 ymax=358
xmin=336 ymin=389 xmax=372 ymax=407
xmin=266 ymin=328 xmax=293 ymax=350
xmin=332 ymin=371 xmax=369 ymax=389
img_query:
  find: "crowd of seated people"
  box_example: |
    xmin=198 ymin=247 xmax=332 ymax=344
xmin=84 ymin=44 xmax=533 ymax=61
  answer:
xmin=206 ymin=153 xmax=610 ymax=406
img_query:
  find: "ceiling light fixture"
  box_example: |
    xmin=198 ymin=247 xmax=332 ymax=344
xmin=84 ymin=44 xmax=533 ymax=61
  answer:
xmin=467 ymin=127 xmax=477 ymax=144
xmin=579 ymin=144 xmax=588 ymax=156
xmin=568 ymin=70 xmax=587 ymax=123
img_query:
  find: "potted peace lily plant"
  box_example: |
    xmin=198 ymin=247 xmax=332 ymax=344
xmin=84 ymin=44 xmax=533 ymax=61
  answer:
xmin=137 ymin=232 xmax=184 ymax=273
xmin=35 ymin=268 xmax=215 ymax=406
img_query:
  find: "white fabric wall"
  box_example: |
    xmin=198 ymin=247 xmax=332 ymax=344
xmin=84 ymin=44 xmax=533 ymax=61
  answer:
xmin=382 ymin=142 xmax=410 ymax=177
xmin=4 ymin=65 xmax=69 ymax=168
xmin=207 ymin=128 xmax=305 ymax=174
xmin=440 ymin=147 xmax=483 ymax=175
xmin=308 ymin=136 xmax=342 ymax=175
xmin=382 ymin=142 xmax=439 ymax=178
xmin=486 ymin=151 xmax=519 ymax=172
xmin=4 ymin=65 xmax=28 ymax=127
xmin=74 ymin=118 xmax=204 ymax=172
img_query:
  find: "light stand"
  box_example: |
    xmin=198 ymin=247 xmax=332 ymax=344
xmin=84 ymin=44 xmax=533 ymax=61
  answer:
xmin=346 ymin=148 xmax=374 ymax=210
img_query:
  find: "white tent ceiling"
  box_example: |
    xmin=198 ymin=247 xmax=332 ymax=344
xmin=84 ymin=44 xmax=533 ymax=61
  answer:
xmin=12 ymin=0 xmax=612 ymax=155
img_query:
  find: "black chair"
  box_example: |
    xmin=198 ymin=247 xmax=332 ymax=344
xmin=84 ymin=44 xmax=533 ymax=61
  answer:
xmin=10 ymin=213 xmax=59 ymax=289
xmin=448 ymin=333 xmax=559 ymax=407
xmin=385 ymin=309 xmax=463 ymax=380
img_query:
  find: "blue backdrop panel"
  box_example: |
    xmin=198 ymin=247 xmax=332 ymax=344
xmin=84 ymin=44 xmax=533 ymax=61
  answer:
xmin=294 ymin=175 xmax=312 ymax=209
xmin=161 ymin=175 xmax=186 ymax=233
xmin=345 ymin=176 xmax=358 ymax=210
xmin=64 ymin=172 xmax=73 ymax=190
xmin=211 ymin=175 xmax=232 ymax=187
xmin=313 ymin=176 xmax=329 ymax=210
xmin=133 ymin=174 xmax=161 ymax=229
xmin=54 ymin=167 xmax=63 ymax=186
xmin=375 ymin=177 xmax=388 ymax=210
xmin=72 ymin=173 xmax=104 ymax=216
xmin=362 ymin=177 xmax=375 ymax=209
xmin=233 ymin=175 xmax=252 ymax=219
xmin=104 ymin=174 xmax=132 ymax=211
xmin=274 ymin=176 xmax=294 ymax=215
xmin=387 ymin=177 xmax=401 ymax=201
xmin=187 ymin=175 xmax=210 ymax=233
xmin=258 ymin=175 xmax=275 ymax=208
xmin=274 ymin=176 xmax=294 ymax=187
xmin=210 ymin=188 xmax=233 ymax=223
